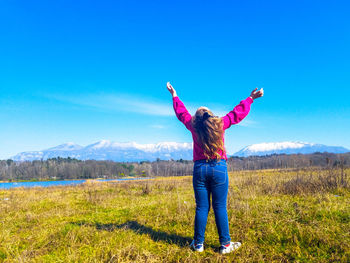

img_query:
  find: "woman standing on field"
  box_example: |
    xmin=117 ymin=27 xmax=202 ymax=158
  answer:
xmin=167 ymin=82 xmax=263 ymax=254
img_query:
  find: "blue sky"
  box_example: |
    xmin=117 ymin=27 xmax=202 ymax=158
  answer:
xmin=0 ymin=0 xmax=349 ymax=159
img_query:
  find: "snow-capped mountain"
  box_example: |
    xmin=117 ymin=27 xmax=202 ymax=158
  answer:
xmin=46 ymin=142 xmax=84 ymax=152
xmin=234 ymin=141 xmax=349 ymax=157
xmin=11 ymin=140 xmax=193 ymax=162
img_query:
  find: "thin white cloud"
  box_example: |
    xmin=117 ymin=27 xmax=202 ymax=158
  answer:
xmin=236 ymin=119 xmax=257 ymax=127
xmin=46 ymin=93 xmax=174 ymax=116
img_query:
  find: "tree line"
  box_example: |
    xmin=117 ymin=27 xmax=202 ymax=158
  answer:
xmin=0 ymin=152 xmax=349 ymax=181
xmin=226 ymin=152 xmax=350 ymax=171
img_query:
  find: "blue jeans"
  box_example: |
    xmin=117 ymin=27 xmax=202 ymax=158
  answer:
xmin=192 ymin=159 xmax=231 ymax=245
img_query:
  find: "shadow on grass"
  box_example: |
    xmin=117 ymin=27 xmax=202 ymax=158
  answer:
xmin=71 ymin=220 xmax=197 ymax=248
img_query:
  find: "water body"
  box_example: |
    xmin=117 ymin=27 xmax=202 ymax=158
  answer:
xmin=0 ymin=177 xmax=152 ymax=189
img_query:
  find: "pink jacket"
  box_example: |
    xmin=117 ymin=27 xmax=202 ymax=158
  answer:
xmin=173 ymin=96 xmax=253 ymax=161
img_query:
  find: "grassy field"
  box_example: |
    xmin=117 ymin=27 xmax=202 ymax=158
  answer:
xmin=0 ymin=168 xmax=349 ymax=262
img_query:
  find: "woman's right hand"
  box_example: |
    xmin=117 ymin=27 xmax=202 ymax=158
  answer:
xmin=167 ymin=82 xmax=177 ymax=98
xmin=250 ymin=87 xmax=264 ymax=100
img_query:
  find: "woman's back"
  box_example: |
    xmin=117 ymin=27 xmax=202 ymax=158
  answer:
xmin=172 ymin=96 xmax=254 ymax=161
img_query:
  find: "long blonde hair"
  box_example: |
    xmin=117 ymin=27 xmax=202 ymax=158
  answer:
xmin=192 ymin=107 xmax=225 ymax=160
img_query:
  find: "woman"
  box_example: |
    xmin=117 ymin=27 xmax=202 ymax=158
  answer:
xmin=167 ymin=82 xmax=263 ymax=254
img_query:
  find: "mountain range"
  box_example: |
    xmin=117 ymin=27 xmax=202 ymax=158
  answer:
xmin=234 ymin=141 xmax=349 ymax=157
xmin=11 ymin=140 xmax=193 ymax=162
xmin=11 ymin=140 xmax=349 ymax=162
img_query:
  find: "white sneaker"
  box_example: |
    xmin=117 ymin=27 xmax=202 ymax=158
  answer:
xmin=190 ymin=240 xmax=204 ymax=252
xmin=219 ymin=241 xmax=241 ymax=254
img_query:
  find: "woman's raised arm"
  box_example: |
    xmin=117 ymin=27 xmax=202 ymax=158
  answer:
xmin=222 ymin=88 xmax=263 ymax=130
xmin=167 ymin=82 xmax=193 ymax=131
